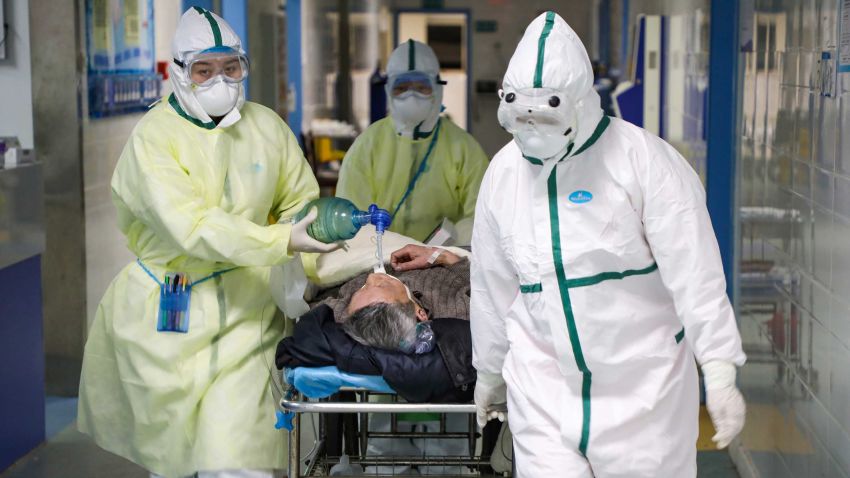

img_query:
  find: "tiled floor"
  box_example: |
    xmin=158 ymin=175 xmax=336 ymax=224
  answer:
xmin=2 ymin=410 xmax=742 ymax=478
xmin=0 ymin=397 xmax=742 ymax=477
xmin=44 ymin=397 xmax=78 ymax=440
xmin=698 ymin=452 xmax=740 ymax=477
xmin=0 ymin=425 xmax=742 ymax=478
xmin=1 ymin=426 xmax=147 ymax=478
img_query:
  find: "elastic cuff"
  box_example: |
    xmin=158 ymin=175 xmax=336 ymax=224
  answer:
xmin=300 ymin=252 xmax=320 ymax=282
xmin=270 ymin=223 xmax=296 ymax=265
xmin=701 ymin=360 xmax=737 ymax=391
xmin=476 ymin=371 xmax=505 ymax=387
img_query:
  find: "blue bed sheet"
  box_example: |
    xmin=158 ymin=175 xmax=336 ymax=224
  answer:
xmin=284 ymin=366 xmax=395 ymax=399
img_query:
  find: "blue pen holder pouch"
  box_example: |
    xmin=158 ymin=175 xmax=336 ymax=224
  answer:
xmin=157 ymin=273 xmax=192 ymax=333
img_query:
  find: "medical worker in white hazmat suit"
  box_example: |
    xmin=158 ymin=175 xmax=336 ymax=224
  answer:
xmin=470 ymin=11 xmax=746 ymax=477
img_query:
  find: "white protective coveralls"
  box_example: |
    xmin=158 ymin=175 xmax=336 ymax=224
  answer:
xmin=470 ymin=12 xmax=746 ymax=477
xmin=336 ymin=40 xmax=488 ymax=244
xmin=78 ymin=8 xmax=317 ymax=478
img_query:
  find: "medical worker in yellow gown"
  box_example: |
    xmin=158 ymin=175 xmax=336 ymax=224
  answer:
xmin=336 ymin=40 xmax=489 ymax=245
xmin=77 ymin=8 xmax=337 ymax=478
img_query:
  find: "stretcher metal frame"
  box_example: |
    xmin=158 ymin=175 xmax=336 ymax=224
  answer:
xmin=281 ymin=386 xmax=505 ymax=477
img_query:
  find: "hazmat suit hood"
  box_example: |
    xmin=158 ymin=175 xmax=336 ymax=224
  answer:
xmin=385 ymin=40 xmax=444 ymax=139
xmin=168 ymin=7 xmax=246 ymax=128
xmin=501 ymin=11 xmax=603 ymax=160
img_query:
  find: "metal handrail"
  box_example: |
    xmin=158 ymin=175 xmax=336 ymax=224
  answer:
xmin=281 ymin=399 xmax=476 ymax=414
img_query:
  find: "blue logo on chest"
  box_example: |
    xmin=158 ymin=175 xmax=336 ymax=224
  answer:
xmin=568 ymin=190 xmax=593 ymax=204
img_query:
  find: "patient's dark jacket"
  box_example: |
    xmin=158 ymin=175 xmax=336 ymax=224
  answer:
xmin=275 ymin=304 xmax=475 ymax=403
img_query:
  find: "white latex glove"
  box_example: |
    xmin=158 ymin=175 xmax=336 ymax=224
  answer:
xmin=288 ymin=207 xmax=346 ymax=254
xmin=702 ymin=360 xmax=746 ymax=449
xmin=474 ymin=372 xmax=507 ymax=428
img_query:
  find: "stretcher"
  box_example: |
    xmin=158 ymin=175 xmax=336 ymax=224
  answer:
xmin=277 ymin=366 xmax=509 ymax=477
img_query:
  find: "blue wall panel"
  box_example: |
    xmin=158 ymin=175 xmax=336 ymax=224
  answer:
xmin=0 ymin=256 xmax=45 ymax=471
xmin=706 ymin=0 xmax=740 ymax=300
xmin=182 ymin=0 xmax=214 ymax=14
xmin=222 ymin=0 xmax=249 ymax=98
xmin=286 ymin=0 xmax=303 ymax=142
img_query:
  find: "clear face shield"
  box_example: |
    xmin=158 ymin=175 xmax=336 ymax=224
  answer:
xmin=176 ymin=46 xmax=250 ymax=88
xmin=497 ymin=87 xmax=579 ymax=159
xmin=498 ymin=87 xmax=578 ymax=136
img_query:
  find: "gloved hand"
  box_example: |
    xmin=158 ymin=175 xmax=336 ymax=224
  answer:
xmin=287 ymin=207 xmax=345 ymax=254
xmin=702 ymin=360 xmax=746 ymax=449
xmin=474 ymin=372 xmax=507 ymax=428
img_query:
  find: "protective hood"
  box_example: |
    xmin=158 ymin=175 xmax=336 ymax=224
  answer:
xmin=386 ymin=39 xmax=444 ymax=139
xmin=168 ymin=7 xmax=245 ymax=129
xmin=502 ymin=11 xmax=603 ymax=158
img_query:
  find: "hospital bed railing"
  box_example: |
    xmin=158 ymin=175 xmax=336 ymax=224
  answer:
xmin=281 ymin=387 xmax=507 ymax=477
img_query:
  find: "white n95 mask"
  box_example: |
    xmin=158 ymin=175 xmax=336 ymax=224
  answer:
xmin=514 ymin=130 xmax=572 ymax=160
xmin=391 ymin=95 xmax=434 ymax=131
xmin=194 ymin=77 xmax=241 ymax=117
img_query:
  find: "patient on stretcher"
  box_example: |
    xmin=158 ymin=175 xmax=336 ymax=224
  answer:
xmin=275 ymin=240 xmax=476 ymax=403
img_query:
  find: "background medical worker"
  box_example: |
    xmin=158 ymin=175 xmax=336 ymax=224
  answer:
xmin=336 ymin=40 xmax=489 ymax=245
xmin=77 ymin=8 xmax=338 ymax=478
xmin=471 ymin=11 xmax=746 ymax=478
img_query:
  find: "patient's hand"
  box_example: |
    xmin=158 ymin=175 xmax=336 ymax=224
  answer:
xmin=390 ymin=244 xmax=460 ymax=271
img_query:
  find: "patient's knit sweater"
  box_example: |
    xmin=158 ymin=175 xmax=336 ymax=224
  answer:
xmin=316 ymin=259 xmax=471 ymax=322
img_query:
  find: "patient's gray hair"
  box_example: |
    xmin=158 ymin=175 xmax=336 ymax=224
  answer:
xmin=342 ymin=302 xmax=419 ymax=351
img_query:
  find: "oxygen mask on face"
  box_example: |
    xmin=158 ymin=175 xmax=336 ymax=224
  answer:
xmin=399 ymin=321 xmax=436 ymax=355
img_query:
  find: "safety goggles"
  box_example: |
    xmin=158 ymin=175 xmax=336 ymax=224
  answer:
xmin=388 ymin=71 xmax=443 ymax=99
xmin=176 ymin=47 xmax=250 ymax=87
xmin=497 ymin=87 xmax=577 ymax=136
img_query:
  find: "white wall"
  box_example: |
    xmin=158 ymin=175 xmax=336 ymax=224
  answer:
xmin=154 ymin=0 xmax=180 ymax=63
xmin=0 ymin=0 xmax=34 ymax=148
xmin=154 ymin=0 xmax=181 ymax=97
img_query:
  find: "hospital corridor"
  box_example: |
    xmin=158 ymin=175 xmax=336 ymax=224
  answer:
xmin=0 ymin=0 xmax=848 ymax=477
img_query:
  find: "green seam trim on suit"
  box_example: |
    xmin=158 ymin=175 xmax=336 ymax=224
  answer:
xmin=564 ymin=263 xmax=658 ymax=288
xmin=515 ymin=114 xmax=631 ymax=456
xmin=193 ymin=6 xmax=222 ymax=47
xmin=520 ymin=114 xmax=610 ymax=167
xmin=520 ymin=283 xmax=542 ymax=293
xmin=521 ymin=142 xmax=574 ymax=166
xmin=408 ymin=39 xmax=415 ymax=71
xmin=168 ymin=94 xmax=217 ymax=130
xmin=572 ymin=115 xmax=611 ymax=156
xmin=522 ymin=156 xmax=544 ymax=165
xmin=547 ymin=168 xmax=592 ymax=456
xmin=534 ymin=11 xmax=556 ymax=88
xmin=675 ymin=327 xmax=686 ymax=344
